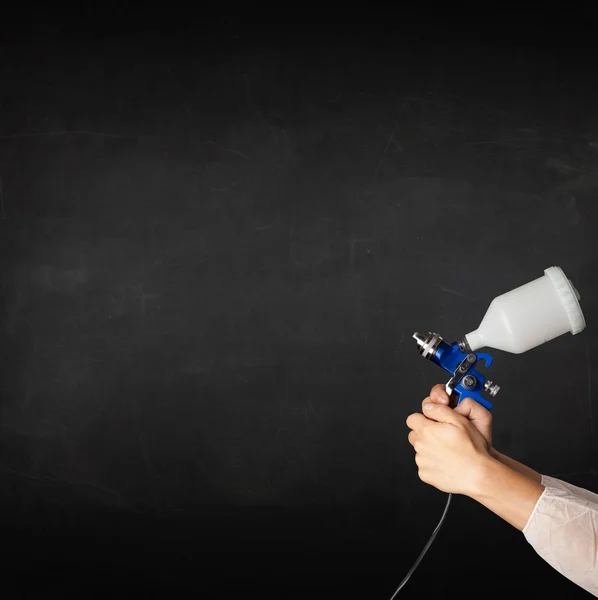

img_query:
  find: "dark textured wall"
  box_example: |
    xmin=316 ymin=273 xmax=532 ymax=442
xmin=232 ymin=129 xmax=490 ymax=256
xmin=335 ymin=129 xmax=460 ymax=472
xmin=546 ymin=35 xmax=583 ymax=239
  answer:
xmin=0 ymin=22 xmax=596 ymax=598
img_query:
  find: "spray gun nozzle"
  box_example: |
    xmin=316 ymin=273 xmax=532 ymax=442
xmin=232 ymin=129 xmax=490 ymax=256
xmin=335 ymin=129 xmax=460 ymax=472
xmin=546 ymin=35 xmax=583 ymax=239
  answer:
xmin=413 ymin=332 xmax=442 ymax=360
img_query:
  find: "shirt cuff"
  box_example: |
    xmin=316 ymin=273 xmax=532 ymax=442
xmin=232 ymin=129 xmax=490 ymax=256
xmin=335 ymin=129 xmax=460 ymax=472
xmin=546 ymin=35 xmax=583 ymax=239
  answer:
xmin=521 ymin=474 xmax=549 ymax=535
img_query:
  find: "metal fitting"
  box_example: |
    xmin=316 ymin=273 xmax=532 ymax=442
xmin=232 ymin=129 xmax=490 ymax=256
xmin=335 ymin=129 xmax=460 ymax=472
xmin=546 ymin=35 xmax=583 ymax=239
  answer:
xmin=484 ymin=380 xmax=500 ymax=396
xmin=462 ymin=375 xmax=477 ymax=389
xmin=458 ymin=339 xmax=471 ymax=353
xmin=413 ymin=332 xmax=442 ymax=360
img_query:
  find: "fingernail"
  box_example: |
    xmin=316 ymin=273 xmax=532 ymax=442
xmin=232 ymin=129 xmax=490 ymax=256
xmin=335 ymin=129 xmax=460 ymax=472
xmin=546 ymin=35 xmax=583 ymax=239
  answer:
xmin=424 ymin=403 xmax=434 ymax=411
xmin=439 ymin=396 xmax=449 ymax=404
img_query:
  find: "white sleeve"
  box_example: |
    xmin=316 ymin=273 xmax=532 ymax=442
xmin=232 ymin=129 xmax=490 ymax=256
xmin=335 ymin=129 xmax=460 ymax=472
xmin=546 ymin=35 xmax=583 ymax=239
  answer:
xmin=522 ymin=474 xmax=598 ymax=597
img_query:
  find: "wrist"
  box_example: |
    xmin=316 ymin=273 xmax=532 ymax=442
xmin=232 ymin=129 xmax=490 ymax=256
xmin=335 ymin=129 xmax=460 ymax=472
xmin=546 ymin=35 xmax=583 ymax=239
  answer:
xmin=468 ymin=453 xmax=503 ymax=499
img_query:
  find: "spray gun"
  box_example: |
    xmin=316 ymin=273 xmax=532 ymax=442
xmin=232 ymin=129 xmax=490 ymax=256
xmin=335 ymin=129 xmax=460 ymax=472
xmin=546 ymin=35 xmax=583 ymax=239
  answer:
xmin=413 ymin=266 xmax=586 ymax=410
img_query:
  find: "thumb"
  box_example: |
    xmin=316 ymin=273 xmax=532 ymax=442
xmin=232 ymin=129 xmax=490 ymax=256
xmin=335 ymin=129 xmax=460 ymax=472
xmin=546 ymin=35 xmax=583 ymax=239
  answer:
xmin=423 ymin=401 xmax=466 ymax=425
xmin=454 ymin=397 xmax=491 ymax=423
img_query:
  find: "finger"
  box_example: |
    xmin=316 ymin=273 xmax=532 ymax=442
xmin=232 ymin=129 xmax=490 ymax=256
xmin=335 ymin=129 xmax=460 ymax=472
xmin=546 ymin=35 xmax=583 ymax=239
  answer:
xmin=422 ymin=395 xmax=448 ymax=413
xmin=422 ymin=402 xmax=467 ymax=425
xmin=421 ymin=396 xmax=434 ymax=412
xmin=430 ymin=384 xmax=450 ymax=405
xmin=406 ymin=412 xmax=428 ymax=430
xmin=417 ymin=467 xmax=431 ymax=485
xmin=408 ymin=430 xmax=417 ymax=447
xmin=454 ymin=397 xmax=492 ymax=424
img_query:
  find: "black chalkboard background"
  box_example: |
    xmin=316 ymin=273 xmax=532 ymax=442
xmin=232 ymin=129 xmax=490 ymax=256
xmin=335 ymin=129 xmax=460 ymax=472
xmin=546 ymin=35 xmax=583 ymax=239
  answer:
xmin=1 ymin=17 xmax=597 ymax=599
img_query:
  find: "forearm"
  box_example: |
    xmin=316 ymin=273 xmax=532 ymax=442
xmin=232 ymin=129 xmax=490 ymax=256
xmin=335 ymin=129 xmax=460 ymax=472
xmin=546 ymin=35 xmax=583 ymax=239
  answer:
xmin=490 ymin=448 xmax=542 ymax=484
xmin=470 ymin=455 xmax=545 ymax=531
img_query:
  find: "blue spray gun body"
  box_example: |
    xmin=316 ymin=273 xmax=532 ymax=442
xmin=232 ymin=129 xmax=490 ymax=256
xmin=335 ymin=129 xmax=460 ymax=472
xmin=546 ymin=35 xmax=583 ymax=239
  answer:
xmin=413 ymin=332 xmax=500 ymax=410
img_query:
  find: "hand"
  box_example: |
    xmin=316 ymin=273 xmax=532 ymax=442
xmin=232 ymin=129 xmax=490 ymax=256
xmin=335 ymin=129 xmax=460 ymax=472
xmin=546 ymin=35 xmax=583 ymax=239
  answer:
xmin=406 ymin=401 xmax=492 ymax=495
xmin=427 ymin=384 xmax=493 ymax=450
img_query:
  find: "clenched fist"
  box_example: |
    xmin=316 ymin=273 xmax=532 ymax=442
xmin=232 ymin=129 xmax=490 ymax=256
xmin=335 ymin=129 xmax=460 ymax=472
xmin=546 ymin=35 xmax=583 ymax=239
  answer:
xmin=406 ymin=389 xmax=492 ymax=495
